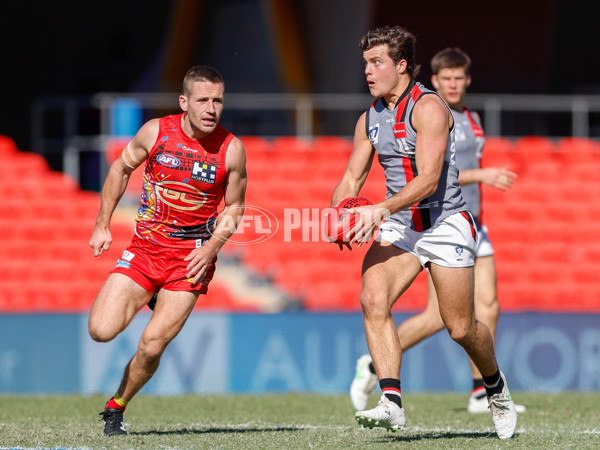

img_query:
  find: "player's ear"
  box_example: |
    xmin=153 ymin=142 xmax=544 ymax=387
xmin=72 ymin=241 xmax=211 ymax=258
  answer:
xmin=466 ymin=75 xmax=472 ymax=88
xmin=431 ymin=74 xmax=439 ymax=90
xmin=179 ymin=94 xmax=188 ymax=112
xmin=397 ymin=59 xmax=407 ymax=75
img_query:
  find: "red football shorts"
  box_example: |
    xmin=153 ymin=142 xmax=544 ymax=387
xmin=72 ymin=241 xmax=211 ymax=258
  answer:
xmin=111 ymin=235 xmax=216 ymax=294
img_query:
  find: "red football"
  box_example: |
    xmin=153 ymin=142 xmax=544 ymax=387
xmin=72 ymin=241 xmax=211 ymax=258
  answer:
xmin=325 ymin=197 xmax=373 ymax=244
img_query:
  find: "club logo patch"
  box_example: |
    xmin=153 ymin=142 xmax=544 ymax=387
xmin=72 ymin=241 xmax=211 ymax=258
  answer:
xmin=155 ymin=181 xmax=207 ymax=211
xmin=368 ymin=123 xmax=380 ymax=144
xmin=455 ymin=246 xmax=464 ymax=262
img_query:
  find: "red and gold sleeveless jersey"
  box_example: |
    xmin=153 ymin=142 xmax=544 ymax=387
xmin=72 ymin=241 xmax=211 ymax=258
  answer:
xmin=134 ymin=113 xmax=234 ymax=248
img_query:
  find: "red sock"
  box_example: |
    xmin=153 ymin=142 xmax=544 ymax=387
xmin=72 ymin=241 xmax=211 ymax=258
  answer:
xmin=106 ymin=397 xmax=126 ymax=411
xmin=471 ymin=386 xmax=486 ymax=399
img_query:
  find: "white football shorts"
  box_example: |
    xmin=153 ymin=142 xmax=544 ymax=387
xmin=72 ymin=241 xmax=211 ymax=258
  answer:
xmin=476 ymin=223 xmax=494 ymax=258
xmin=377 ymin=211 xmax=477 ymax=268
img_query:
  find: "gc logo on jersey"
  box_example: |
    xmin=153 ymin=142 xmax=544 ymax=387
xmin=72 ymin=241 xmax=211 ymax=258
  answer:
xmin=191 ymin=162 xmax=217 ymax=184
xmin=368 ymin=123 xmax=379 ymax=144
xmin=156 ymin=181 xmax=207 ymax=211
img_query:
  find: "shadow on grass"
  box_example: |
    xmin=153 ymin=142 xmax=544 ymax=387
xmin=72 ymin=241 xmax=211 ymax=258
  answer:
xmin=132 ymin=427 xmax=515 ymax=442
xmin=377 ymin=430 xmax=513 ymax=442
xmin=131 ymin=425 xmax=312 ymax=436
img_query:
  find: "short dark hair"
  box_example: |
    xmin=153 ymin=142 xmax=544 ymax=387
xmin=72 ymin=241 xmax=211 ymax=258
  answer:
xmin=430 ymin=47 xmax=471 ymax=75
xmin=359 ymin=26 xmax=421 ymax=78
xmin=183 ymin=65 xmax=224 ymax=96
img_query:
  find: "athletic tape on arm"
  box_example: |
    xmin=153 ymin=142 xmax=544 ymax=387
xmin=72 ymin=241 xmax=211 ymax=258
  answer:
xmin=121 ymin=141 xmax=142 ymax=169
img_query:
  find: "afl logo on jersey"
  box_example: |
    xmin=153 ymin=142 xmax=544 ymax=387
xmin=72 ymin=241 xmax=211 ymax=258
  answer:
xmin=155 ymin=181 xmax=207 ymax=211
xmin=157 ymin=154 xmax=181 ymax=168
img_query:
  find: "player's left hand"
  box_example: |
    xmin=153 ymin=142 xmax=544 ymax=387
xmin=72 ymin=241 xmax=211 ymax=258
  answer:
xmin=346 ymin=204 xmax=388 ymax=248
xmin=482 ymin=167 xmax=517 ymax=191
xmin=184 ymin=246 xmax=216 ymax=284
xmin=89 ymin=226 xmax=112 ymax=257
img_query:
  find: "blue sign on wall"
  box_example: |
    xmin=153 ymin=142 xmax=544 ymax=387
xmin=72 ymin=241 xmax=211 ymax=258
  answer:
xmin=0 ymin=313 xmax=598 ymax=394
xmin=0 ymin=315 xmax=80 ymax=393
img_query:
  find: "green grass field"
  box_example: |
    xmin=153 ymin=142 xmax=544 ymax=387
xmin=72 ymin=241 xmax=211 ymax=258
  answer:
xmin=1 ymin=392 xmax=598 ymax=449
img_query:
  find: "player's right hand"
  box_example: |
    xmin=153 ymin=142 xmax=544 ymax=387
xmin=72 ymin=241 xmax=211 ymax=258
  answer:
xmin=89 ymin=227 xmax=112 ymax=257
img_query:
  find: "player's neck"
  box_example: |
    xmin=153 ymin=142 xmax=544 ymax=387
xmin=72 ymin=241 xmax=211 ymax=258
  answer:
xmin=181 ymin=113 xmax=211 ymax=140
xmin=383 ymin=77 xmax=412 ymax=110
xmin=448 ymin=102 xmax=464 ymax=113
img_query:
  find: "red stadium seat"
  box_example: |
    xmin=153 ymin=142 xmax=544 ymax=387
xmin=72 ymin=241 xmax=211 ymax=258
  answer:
xmin=312 ymin=136 xmax=353 ymax=156
xmin=271 ymin=136 xmax=312 ymax=153
xmin=481 ymin=137 xmax=520 ymax=170
xmin=7 ymin=135 xmax=600 ymax=313
xmin=105 ymin=138 xmax=144 ymax=199
xmin=514 ymin=136 xmax=557 ymax=157
xmin=240 ymin=135 xmax=273 ymax=156
xmin=564 ymin=160 xmax=600 ymax=182
xmin=0 ymin=135 xmax=18 ymax=155
xmin=493 ymin=241 xmax=529 ymax=263
xmin=304 ymin=280 xmax=360 ymax=311
xmin=556 ymin=137 xmax=600 ymax=165
xmin=507 ymin=178 xmax=555 ymax=204
xmin=10 ymin=151 xmax=50 ymax=176
xmin=514 ymin=136 xmax=558 ymax=176
xmin=243 ymin=136 xmax=274 ymax=179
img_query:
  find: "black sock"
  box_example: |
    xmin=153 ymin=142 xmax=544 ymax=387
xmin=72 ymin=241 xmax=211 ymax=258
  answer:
xmin=379 ymin=378 xmax=402 ymax=408
xmin=472 ymin=379 xmax=486 ymax=399
xmin=483 ymin=371 xmax=504 ymax=397
xmin=368 ymin=362 xmax=376 ymax=375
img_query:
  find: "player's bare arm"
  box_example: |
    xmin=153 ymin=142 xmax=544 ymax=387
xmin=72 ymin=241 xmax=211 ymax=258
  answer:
xmin=184 ymin=137 xmax=247 ymax=283
xmin=459 ymin=167 xmax=517 ymax=190
xmin=455 ymin=111 xmax=517 ymax=190
xmin=329 ymin=113 xmax=379 ymax=249
xmin=89 ymin=119 xmax=157 ymax=257
xmin=331 ymin=113 xmax=375 ymax=206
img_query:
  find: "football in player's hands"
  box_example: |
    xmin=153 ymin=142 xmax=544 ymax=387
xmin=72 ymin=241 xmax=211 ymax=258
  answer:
xmin=324 ymin=197 xmax=373 ymax=244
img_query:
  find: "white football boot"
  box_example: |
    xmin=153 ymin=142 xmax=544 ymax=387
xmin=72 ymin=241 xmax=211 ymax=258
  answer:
xmin=488 ymin=372 xmax=518 ymax=439
xmin=469 ymin=393 xmax=527 ymax=414
xmin=350 ymin=354 xmax=378 ymax=410
xmin=355 ymin=395 xmax=406 ymax=432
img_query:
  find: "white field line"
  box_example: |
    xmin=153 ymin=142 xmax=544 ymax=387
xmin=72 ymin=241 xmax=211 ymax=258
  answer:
xmin=182 ymin=423 xmax=600 ymax=435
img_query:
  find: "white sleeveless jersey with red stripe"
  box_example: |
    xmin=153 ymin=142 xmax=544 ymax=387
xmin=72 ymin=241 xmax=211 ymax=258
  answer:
xmin=452 ymin=107 xmax=485 ymax=224
xmin=134 ymin=113 xmax=233 ymax=248
xmin=366 ymin=80 xmax=467 ymax=231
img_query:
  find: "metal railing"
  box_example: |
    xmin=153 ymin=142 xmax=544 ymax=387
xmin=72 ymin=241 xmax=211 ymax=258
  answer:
xmin=32 ymin=92 xmax=600 ymax=188
xmin=91 ymin=91 xmax=600 ymax=139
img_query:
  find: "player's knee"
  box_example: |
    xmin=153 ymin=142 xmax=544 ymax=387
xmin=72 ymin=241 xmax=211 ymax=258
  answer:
xmin=88 ymin=321 xmax=117 ymax=343
xmin=359 ymin=289 xmax=389 ymax=318
xmin=419 ymin=307 xmax=445 ymax=333
xmin=138 ymin=336 xmax=168 ymax=361
xmin=446 ymin=321 xmax=472 ymax=345
xmin=426 ymin=316 xmax=445 ymax=335
xmin=476 ymin=296 xmax=500 ymax=324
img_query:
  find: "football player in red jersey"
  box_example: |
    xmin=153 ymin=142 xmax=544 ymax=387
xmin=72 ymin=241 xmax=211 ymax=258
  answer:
xmin=88 ymin=66 xmax=247 ymax=436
